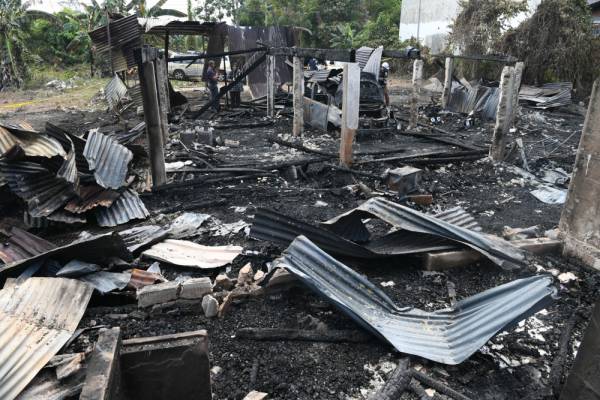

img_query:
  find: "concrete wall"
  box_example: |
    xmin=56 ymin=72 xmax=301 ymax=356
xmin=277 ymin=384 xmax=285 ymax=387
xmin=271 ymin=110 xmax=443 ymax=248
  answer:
xmin=399 ymin=0 xmax=543 ymax=53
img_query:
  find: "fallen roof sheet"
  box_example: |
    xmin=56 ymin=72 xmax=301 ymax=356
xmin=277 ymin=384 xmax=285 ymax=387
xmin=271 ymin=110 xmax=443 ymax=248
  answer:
xmin=44 ymin=123 xmax=89 ymax=173
xmin=0 ymin=277 xmax=93 ymax=400
xmin=83 ymin=130 xmax=133 ymax=190
xmin=0 ymin=232 xmax=132 ymax=278
xmin=0 ymin=161 xmax=76 ymax=217
xmin=519 ymin=82 xmax=572 ymax=109
xmin=322 ymin=198 xmax=527 ymax=269
xmin=0 ymin=227 xmax=56 ymax=264
xmin=105 ymin=74 xmax=129 ymax=110
xmin=447 ymin=82 xmax=500 ymax=120
xmin=250 ymin=206 xmax=483 ymax=259
xmin=274 ymin=236 xmax=557 ymax=365
xmin=95 ymin=189 xmax=149 ymax=227
xmin=142 ymin=239 xmax=243 ymax=269
xmin=118 ymin=225 xmax=169 ymax=254
xmin=0 ymin=125 xmax=66 ymax=159
xmin=65 ymin=185 xmax=120 ymax=214
xmin=79 ymin=271 xmax=131 ymax=294
xmin=250 ymin=209 xmax=457 ymax=259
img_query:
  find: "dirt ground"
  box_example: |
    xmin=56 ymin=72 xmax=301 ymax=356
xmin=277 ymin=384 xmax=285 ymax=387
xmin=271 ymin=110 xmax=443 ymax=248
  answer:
xmin=0 ymin=78 xmax=597 ymax=400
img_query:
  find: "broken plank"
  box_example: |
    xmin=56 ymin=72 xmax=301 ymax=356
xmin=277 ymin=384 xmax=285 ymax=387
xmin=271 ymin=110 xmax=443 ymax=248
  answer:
xmin=422 ymin=238 xmax=562 ymax=270
xmin=79 ymin=327 xmax=122 ymax=400
xmin=236 ymin=327 xmax=371 ymax=343
xmin=369 ymin=358 xmax=411 ymax=400
xmin=411 ymin=370 xmax=473 ymax=400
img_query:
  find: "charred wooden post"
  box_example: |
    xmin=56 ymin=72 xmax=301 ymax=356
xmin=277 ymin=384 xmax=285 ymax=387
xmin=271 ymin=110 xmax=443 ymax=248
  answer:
xmin=489 ymin=66 xmax=515 ymax=161
xmin=154 ymin=53 xmax=170 ymax=142
xmin=80 ymin=327 xmax=122 ymax=400
xmin=135 ymin=47 xmax=167 ymax=187
xmin=511 ymin=61 xmax=525 ymax=125
xmin=293 ymin=56 xmax=304 ymax=136
xmin=266 ymin=55 xmax=275 ymax=117
xmin=369 ymin=359 xmax=411 ymax=400
xmin=559 ymin=78 xmax=600 ymax=269
xmin=339 ymin=62 xmax=360 ymax=167
xmin=441 ymin=57 xmax=454 ymax=109
xmin=409 ymin=59 xmax=424 ymax=129
xmin=560 ymin=301 xmax=600 ymax=399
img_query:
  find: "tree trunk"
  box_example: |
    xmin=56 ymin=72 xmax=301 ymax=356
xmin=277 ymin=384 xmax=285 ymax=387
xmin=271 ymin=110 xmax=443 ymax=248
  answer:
xmin=3 ymin=31 xmax=21 ymax=85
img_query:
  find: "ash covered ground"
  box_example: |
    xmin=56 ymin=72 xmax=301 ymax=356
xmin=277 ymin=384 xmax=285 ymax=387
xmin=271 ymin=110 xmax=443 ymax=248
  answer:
xmin=0 ymin=85 xmax=596 ymax=400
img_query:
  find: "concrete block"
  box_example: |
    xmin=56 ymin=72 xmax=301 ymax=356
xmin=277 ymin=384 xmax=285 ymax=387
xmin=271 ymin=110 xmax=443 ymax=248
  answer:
xmin=137 ymin=281 xmax=180 ymax=308
xmin=180 ymin=277 xmax=212 ymax=299
xmin=387 ymin=166 xmax=422 ymax=195
xmin=202 ymin=294 xmax=219 ymax=318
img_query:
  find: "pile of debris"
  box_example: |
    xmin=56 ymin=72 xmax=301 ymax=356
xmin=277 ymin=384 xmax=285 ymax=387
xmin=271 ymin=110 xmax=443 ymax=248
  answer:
xmin=0 ymin=121 xmax=149 ymax=227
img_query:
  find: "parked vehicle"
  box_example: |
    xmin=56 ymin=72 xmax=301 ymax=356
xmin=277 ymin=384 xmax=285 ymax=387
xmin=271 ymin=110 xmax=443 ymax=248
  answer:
xmin=168 ymin=57 xmax=204 ymax=80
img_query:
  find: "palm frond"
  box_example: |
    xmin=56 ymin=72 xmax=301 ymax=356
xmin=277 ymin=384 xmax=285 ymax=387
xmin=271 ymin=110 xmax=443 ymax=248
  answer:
xmin=151 ymin=8 xmax=186 ymax=17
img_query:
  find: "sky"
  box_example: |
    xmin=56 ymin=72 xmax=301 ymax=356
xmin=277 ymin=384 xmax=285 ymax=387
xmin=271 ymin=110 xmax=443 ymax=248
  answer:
xmin=29 ymin=0 xmax=192 ymax=14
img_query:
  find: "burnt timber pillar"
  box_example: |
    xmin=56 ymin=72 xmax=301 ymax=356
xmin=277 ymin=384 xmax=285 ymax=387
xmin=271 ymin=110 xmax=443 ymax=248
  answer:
xmin=441 ymin=57 xmax=454 ymax=109
xmin=293 ymin=56 xmax=304 ymax=136
xmin=267 ymin=55 xmax=275 ymax=117
xmin=339 ymin=62 xmax=360 ymax=167
xmin=135 ymin=47 xmax=167 ymax=187
xmin=409 ymin=59 xmax=424 ymax=129
xmin=559 ymin=299 xmax=600 ymax=399
xmin=511 ymin=61 xmax=525 ymax=126
xmin=559 ymin=78 xmax=600 ymax=270
xmin=489 ymin=65 xmax=515 ymax=161
xmin=154 ymin=52 xmax=170 ymax=142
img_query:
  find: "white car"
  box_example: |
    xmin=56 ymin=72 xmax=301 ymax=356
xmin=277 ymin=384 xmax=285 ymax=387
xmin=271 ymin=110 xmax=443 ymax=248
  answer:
xmin=168 ymin=58 xmax=204 ymax=80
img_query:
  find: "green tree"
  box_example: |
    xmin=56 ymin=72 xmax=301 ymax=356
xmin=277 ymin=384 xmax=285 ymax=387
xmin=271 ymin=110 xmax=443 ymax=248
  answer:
xmin=0 ymin=0 xmax=56 ymax=86
xmin=125 ymin=0 xmax=186 ymax=17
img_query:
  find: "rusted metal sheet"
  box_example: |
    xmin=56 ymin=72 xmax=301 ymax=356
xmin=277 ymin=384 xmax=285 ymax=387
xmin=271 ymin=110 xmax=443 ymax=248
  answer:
xmin=44 ymin=123 xmax=89 ymax=173
xmin=83 ymin=130 xmax=133 ymax=189
xmin=0 ymin=227 xmax=56 ymax=264
xmin=65 ymin=185 xmax=120 ymax=214
xmin=0 ymin=277 xmax=93 ymax=400
xmin=88 ymin=15 xmax=141 ymax=72
xmin=142 ymin=239 xmax=242 ymax=269
xmin=0 ymin=232 xmax=132 ymax=278
xmin=323 ymin=198 xmax=527 ymax=269
xmin=95 ymin=189 xmax=149 ymax=227
xmin=274 ymin=236 xmax=557 ymax=365
xmin=128 ymin=268 xmax=165 ymax=290
xmin=0 ymin=125 xmax=66 ymax=158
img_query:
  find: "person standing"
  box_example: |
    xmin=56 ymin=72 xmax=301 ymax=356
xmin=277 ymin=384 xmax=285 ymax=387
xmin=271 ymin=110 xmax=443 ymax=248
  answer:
xmin=205 ymin=60 xmax=220 ymax=112
xmin=230 ymin=62 xmax=243 ymax=108
xmin=308 ymin=57 xmax=318 ymax=71
xmin=380 ymin=61 xmax=390 ymax=107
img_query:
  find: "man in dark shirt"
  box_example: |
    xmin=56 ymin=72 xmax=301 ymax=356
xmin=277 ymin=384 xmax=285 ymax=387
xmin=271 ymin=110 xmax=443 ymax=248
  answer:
xmin=308 ymin=57 xmax=318 ymax=71
xmin=206 ymin=60 xmax=220 ymax=112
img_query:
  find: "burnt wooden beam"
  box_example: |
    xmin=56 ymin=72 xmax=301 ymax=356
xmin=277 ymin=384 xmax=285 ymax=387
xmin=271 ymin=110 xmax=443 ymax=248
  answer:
xmin=80 ymin=327 xmax=122 ymax=400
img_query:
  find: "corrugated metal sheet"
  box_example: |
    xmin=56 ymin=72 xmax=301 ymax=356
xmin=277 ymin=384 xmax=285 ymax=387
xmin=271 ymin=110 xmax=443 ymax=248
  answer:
xmin=95 ymin=189 xmax=149 ymax=227
xmin=0 ymin=277 xmax=93 ymax=400
xmin=128 ymin=268 xmax=165 ymax=290
xmin=0 ymin=232 xmax=132 ymax=278
xmin=363 ymin=46 xmax=383 ymax=80
xmin=447 ymin=82 xmax=500 ymax=120
xmin=0 ymin=125 xmax=66 ymax=159
xmin=88 ymin=15 xmax=141 ymax=72
xmin=56 ymin=136 xmax=78 ymax=185
xmin=0 ymin=227 xmax=56 ymax=264
xmin=274 ymin=236 xmax=557 ymax=365
xmin=355 ymin=47 xmax=374 ymax=69
xmin=65 ymin=185 xmax=120 ymax=214
xmin=250 ymin=208 xmax=459 ymax=259
xmin=79 ymin=271 xmax=131 ymax=293
xmin=118 ymin=225 xmax=169 ymax=254
xmin=0 ymin=161 xmax=76 ymax=217
xmin=519 ymin=82 xmax=572 ymax=109
xmin=142 ymin=239 xmax=243 ymax=269
xmin=83 ymin=130 xmax=133 ymax=189
xmin=105 ymin=74 xmax=128 ymax=110
xmin=323 ymin=198 xmax=527 ymax=270
xmin=44 ymin=123 xmax=89 ymax=173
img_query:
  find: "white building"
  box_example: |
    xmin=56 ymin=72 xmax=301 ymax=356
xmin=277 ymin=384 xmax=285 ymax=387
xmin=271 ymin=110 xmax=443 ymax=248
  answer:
xmin=399 ymin=0 xmax=543 ymax=54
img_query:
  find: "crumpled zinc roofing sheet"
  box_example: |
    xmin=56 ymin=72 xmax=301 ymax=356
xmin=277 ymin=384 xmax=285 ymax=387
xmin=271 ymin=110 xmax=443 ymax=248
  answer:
xmin=142 ymin=239 xmax=242 ymax=269
xmin=65 ymin=185 xmax=120 ymax=214
xmin=274 ymin=236 xmax=557 ymax=365
xmin=250 ymin=209 xmax=459 ymax=259
xmin=447 ymin=82 xmax=500 ymax=120
xmin=322 ymin=198 xmax=527 ymax=270
xmin=95 ymin=189 xmax=149 ymax=227
xmin=118 ymin=225 xmax=169 ymax=254
xmin=0 ymin=125 xmax=66 ymax=159
xmin=0 ymin=227 xmax=56 ymax=264
xmin=0 ymin=277 xmax=93 ymax=400
xmin=0 ymin=161 xmax=76 ymax=217
xmin=105 ymin=74 xmax=129 ymax=110
xmin=0 ymin=232 xmax=132 ymax=278
xmin=83 ymin=130 xmax=133 ymax=190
